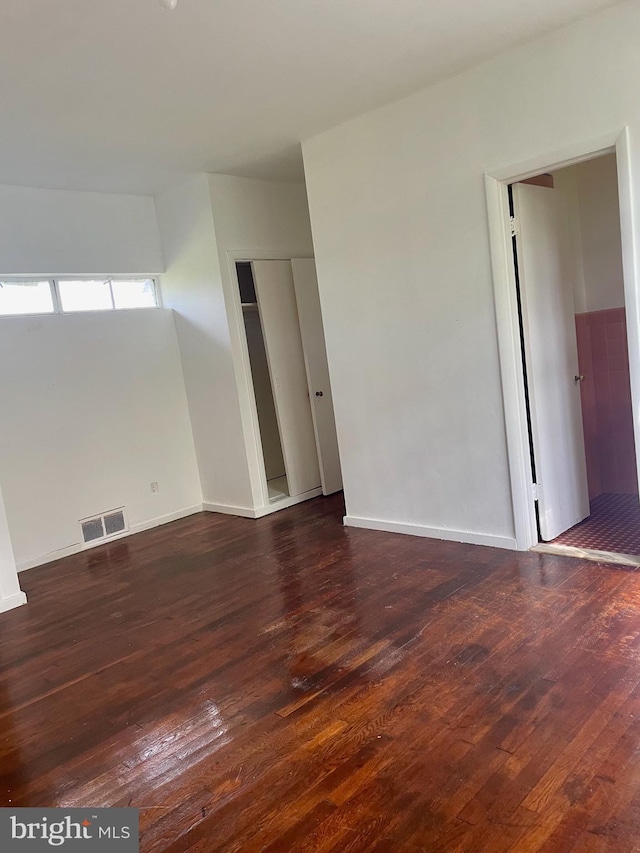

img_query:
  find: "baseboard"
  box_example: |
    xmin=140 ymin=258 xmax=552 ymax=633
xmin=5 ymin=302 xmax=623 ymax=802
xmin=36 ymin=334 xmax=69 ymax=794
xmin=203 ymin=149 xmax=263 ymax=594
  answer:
xmin=18 ymin=542 xmax=82 ymax=571
xmin=202 ymin=502 xmax=258 ymax=519
xmin=203 ymin=488 xmax=323 ymax=520
xmin=254 ymin=488 xmax=323 ymax=517
xmin=128 ymin=504 xmax=203 ymax=535
xmin=0 ymin=591 xmax=28 ymax=613
xmin=17 ymin=504 xmax=203 ymax=572
xmin=343 ymin=515 xmax=518 ymax=551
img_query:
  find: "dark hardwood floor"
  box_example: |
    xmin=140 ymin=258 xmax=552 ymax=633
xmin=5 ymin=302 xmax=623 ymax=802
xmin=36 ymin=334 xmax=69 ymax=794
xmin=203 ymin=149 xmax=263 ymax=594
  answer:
xmin=2 ymin=495 xmax=640 ymax=851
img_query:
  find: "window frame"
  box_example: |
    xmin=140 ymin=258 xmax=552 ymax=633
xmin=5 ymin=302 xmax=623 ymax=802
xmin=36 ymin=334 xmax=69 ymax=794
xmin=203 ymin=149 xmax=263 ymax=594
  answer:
xmin=0 ymin=276 xmax=160 ymax=318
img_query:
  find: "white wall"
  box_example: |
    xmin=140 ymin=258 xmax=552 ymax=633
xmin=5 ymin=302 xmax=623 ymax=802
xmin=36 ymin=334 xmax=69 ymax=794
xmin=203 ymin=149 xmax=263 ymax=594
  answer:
xmin=302 ymin=0 xmax=640 ymax=547
xmin=575 ymin=154 xmax=625 ymax=312
xmin=156 ymin=175 xmax=254 ymax=510
xmin=208 ymin=175 xmax=314 ymax=257
xmin=208 ymin=174 xmax=314 ymax=508
xmin=554 ymin=154 xmax=624 ymax=314
xmin=0 ymin=486 xmax=26 ymax=612
xmin=0 ymin=184 xmax=163 ymax=274
xmin=0 ymin=309 xmax=201 ymax=569
xmin=0 ymin=182 xmax=169 ymax=602
xmin=157 ymin=174 xmax=314 ymax=512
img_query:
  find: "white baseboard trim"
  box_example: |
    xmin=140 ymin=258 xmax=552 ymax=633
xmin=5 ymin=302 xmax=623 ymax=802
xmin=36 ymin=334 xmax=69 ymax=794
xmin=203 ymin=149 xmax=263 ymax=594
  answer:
xmin=203 ymin=488 xmax=323 ymax=520
xmin=202 ymin=502 xmax=258 ymax=518
xmin=17 ymin=504 xmax=203 ymax=572
xmin=18 ymin=542 xmax=81 ymax=571
xmin=0 ymin=591 xmax=28 ymax=613
xmin=254 ymin=488 xmax=323 ymax=517
xmin=128 ymin=504 xmax=203 ymax=535
xmin=343 ymin=515 xmax=518 ymax=551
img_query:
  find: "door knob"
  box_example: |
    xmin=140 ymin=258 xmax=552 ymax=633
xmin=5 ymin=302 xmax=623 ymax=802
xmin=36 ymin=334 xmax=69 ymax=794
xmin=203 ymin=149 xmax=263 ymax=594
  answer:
xmin=315 ymin=391 xmax=323 ymax=397
xmin=574 ymin=375 xmax=585 ymax=382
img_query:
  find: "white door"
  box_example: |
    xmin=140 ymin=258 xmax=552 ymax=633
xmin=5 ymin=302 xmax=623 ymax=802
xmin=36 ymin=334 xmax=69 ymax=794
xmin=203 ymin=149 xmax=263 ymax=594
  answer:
xmin=513 ymin=183 xmax=590 ymax=541
xmin=252 ymin=260 xmax=321 ymax=497
xmin=291 ymin=259 xmax=343 ymax=495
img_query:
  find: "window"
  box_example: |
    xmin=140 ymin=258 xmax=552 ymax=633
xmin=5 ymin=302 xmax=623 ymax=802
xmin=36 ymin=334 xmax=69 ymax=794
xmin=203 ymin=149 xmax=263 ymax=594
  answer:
xmin=0 ymin=281 xmax=55 ymax=316
xmin=0 ymin=278 xmax=158 ymax=317
xmin=58 ymin=278 xmax=157 ymax=312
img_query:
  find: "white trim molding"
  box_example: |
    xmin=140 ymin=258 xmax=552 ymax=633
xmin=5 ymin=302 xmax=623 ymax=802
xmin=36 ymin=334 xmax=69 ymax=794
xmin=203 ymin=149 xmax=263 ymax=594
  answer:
xmin=128 ymin=505 xmax=202 ymax=535
xmin=344 ymin=514 xmax=517 ymax=550
xmin=254 ymin=489 xmax=322 ymax=517
xmin=202 ymin=501 xmax=257 ymax=518
xmin=203 ymin=488 xmax=323 ymax=520
xmin=0 ymin=591 xmax=27 ymax=614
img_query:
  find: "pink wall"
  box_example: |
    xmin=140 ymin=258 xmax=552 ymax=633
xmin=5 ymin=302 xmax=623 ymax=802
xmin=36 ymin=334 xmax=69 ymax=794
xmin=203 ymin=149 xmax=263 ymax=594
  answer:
xmin=576 ymin=308 xmax=637 ymax=498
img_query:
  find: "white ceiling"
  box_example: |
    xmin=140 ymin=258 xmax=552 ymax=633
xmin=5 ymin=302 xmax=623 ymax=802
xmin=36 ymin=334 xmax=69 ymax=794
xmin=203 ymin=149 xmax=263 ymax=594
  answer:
xmin=0 ymin=0 xmax=621 ymax=194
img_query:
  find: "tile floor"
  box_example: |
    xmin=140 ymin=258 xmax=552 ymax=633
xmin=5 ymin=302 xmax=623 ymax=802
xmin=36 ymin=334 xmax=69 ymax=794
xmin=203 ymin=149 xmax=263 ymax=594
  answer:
xmin=551 ymin=492 xmax=640 ymax=555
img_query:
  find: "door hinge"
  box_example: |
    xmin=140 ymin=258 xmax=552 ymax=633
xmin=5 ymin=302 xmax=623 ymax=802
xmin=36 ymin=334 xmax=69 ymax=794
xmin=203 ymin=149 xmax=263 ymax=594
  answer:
xmin=532 ymin=482 xmax=540 ymax=501
xmin=510 ymin=216 xmax=520 ymax=237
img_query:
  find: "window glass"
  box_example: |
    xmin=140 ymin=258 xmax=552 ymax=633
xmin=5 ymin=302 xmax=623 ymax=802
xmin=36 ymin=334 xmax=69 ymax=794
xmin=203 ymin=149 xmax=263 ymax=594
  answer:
xmin=58 ymin=280 xmax=113 ymax=312
xmin=111 ymin=279 xmax=156 ymax=309
xmin=0 ymin=281 xmax=54 ymax=316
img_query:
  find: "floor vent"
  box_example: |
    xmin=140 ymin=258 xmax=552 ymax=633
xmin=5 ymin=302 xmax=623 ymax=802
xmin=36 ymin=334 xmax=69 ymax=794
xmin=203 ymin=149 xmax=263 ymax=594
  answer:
xmin=80 ymin=508 xmax=128 ymax=545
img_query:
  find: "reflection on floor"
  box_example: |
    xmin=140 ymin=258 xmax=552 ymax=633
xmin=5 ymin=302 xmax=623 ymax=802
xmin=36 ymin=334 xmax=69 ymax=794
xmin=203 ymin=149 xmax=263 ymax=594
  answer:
xmin=551 ymin=492 xmax=640 ymax=555
xmin=267 ymin=475 xmax=289 ymax=502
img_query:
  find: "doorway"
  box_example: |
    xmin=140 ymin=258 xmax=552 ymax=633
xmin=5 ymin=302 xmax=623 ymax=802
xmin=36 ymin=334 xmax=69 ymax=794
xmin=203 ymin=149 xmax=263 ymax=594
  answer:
xmin=234 ymin=258 xmax=343 ymax=515
xmin=237 ymin=262 xmax=290 ymax=503
xmin=485 ymin=131 xmax=640 ymax=557
xmin=496 ymin=144 xmax=640 ymax=562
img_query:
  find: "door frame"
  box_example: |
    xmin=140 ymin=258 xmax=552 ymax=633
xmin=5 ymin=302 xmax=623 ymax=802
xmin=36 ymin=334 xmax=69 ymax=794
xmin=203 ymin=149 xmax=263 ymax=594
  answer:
xmin=485 ymin=128 xmax=640 ymax=550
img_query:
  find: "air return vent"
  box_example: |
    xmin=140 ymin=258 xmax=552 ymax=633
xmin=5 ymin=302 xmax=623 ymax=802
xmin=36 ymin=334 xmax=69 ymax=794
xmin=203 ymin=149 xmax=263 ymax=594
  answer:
xmin=80 ymin=508 xmax=128 ymax=545
xmin=104 ymin=510 xmax=126 ymax=536
xmin=81 ymin=518 xmax=104 ymax=543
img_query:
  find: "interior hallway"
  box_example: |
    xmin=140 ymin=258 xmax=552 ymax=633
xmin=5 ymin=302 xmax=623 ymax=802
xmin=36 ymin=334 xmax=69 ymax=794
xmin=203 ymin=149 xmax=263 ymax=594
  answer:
xmin=2 ymin=496 xmax=640 ymax=851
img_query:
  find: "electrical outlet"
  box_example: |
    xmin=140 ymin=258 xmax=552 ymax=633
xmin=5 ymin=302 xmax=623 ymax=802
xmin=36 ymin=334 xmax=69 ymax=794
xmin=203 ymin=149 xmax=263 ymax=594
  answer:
xmin=150 ymin=482 xmax=159 ymax=494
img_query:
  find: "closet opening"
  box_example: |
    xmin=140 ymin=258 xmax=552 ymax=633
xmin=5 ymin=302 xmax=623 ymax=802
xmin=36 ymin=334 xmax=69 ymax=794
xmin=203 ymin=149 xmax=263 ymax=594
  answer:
xmin=237 ymin=262 xmax=290 ymax=503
